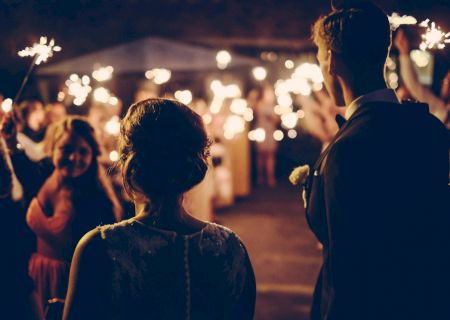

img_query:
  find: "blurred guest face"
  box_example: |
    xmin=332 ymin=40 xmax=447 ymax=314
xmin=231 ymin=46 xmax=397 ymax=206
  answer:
xmin=53 ymin=132 xmax=93 ymax=178
xmin=48 ymin=103 xmax=67 ymax=123
xmin=28 ymin=102 xmax=45 ymax=131
xmin=317 ymin=46 xmax=345 ymax=106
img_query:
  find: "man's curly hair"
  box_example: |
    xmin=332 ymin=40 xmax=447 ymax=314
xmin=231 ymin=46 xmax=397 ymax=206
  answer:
xmin=312 ymin=1 xmax=391 ymax=70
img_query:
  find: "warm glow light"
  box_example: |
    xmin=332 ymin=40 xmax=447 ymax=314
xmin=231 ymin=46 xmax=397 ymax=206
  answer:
xmin=388 ymin=13 xmax=418 ymax=30
xmin=105 ymin=116 xmax=120 ymax=136
xmin=1 ymin=98 xmax=13 ymax=113
xmin=93 ymin=87 xmax=111 ymax=103
xmin=297 ymin=110 xmax=306 ymax=119
xmin=109 ymin=150 xmax=119 ymax=162
xmin=243 ymin=108 xmax=254 ymax=122
xmin=273 ymin=130 xmax=284 ymax=141
xmin=277 ymin=94 xmax=293 ymax=108
xmin=285 ymin=60 xmax=295 ymax=69
xmin=225 ymin=84 xmax=241 ymax=98
xmin=210 ymin=80 xmax=222 ymax=92
xmin=274 ymin=104 xmax=293 ymax=116
xmin=388 ymin=73 xmax=399 ymax=83
xmin=252 ymin=66 xmax=268 ymax=81
xmin=145 ymin=68 xmax=172 ymax=84
xmin=281 ymin=112 xmax=298 ymax=129
xmin=18 ymin=36 xmax=61 ymax=65
xmin=249 ymin=128 xmax=266 ymax=142
xmin=410 ymin=50 xmax=431 ymax=67
xmin=69 ymin=74 xmax=79 ymax=82
xmin=66 ymin=74 xmax=91 ymax=106
xmin=92 ymin=66 xmax=114 ymax=82
xmin=224 ymin=115 xmax=246 ymax=139
xmin=292 ymin=78 xmax=312 ymax=96
xmin=174 ymin=90 xmax=193 ymax=105
xmin=216 ymin=50 xmax=232 ymax=69
xmin=108 ymin=96 xmax=119 ymax=106
xmin=230 ymin=99 xmax=247 ymax=115
xmin=288 ymin=129 xmax=297 ymax=139
xmin=202 ymin=114 xmax=212 ymax=125
xmin=81 ymin=75 xmax=90 ymax=85
xmin=420 ymin=20 xmax=450 ymax=50
xmin=386 ymin=57 xmax=396 ymax=70
xmin=57 ymin=91 xmax=65 ymax=102
xmin=294 ymin=63 xmax=324 ymax=84
xmin=312 ymin=82 xmax=323 ymax=92
xmin=209 ymin=96 xmax=224 ymax=114
xmin=210 ymin=80 xmax=241 ymax=98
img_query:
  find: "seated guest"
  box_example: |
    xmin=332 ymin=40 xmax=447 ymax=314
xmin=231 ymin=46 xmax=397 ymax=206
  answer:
xmin=63 ymin=99 xmax=256 ymax=320
xmin=1 ymin=115 xmax=122 ymax=313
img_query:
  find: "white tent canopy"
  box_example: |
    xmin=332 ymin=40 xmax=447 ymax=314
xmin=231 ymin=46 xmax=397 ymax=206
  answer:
xmin=38 ymin=37 xmax=257 ymax=75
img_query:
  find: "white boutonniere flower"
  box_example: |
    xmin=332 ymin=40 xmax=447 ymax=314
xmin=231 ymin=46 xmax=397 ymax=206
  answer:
xmin=289 ymin=165 xmax=310 ymax=208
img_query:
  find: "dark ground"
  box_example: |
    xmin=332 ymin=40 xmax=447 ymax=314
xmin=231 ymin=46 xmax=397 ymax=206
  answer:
xmin=217 ymin=182 xmax=322 ymax=320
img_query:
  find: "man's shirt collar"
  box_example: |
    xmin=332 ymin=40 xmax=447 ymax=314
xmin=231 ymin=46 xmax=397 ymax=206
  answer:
xmin=345 ymin=88 xmax=400 ymax=120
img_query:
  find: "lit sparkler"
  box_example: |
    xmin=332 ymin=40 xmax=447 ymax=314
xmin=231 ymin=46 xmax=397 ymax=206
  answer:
xmin=419 ymin=20 xmax=450 ymax=50
xmin=66 ymin=74 xmax=92 ymax=106
xmin=13 ymin=37 xmax=61 ymax=116
xmin=18 ymin=36 xmax=61 ymax=65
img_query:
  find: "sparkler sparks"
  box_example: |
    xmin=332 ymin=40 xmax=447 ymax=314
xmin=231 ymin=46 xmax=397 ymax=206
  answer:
xmin=65 ymin=74 xmax=92 ymax=106
xmin=18 ymin=36 xmax=61 ymax=65
xmin=419 ymin=20 xmax=450 ymax=50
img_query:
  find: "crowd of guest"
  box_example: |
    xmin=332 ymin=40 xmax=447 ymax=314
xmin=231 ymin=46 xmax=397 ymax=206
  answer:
xmin=0 ymin=3 xmax=449 ymax=318
xmin=0 ymin=96 xmax=257 ymax=319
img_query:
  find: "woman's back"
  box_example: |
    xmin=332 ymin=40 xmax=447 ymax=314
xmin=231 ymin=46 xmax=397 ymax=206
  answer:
xmin=64 ymin=219 xmax=255 ymax=320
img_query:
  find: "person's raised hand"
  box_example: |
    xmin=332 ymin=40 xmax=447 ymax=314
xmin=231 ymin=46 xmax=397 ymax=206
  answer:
xmin=394 ymin=29 xmax=410 ymax=55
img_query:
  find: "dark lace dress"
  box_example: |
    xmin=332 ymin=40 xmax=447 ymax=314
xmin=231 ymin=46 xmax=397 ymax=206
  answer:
xmin=66 ymin=219 xmax=256 ymax=320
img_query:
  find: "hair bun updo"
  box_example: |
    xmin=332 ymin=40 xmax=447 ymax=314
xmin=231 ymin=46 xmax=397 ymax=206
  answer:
xmin=119 ymin=99 xmax=210 ymax=199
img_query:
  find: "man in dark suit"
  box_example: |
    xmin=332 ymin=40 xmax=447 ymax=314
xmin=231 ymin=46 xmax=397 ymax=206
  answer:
xmin=306 ymin=1 xmax=449 ymax=319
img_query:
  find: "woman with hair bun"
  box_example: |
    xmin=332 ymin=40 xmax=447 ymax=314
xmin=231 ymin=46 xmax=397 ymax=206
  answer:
xmin=63 ymin=99 xmax=256 ymax=320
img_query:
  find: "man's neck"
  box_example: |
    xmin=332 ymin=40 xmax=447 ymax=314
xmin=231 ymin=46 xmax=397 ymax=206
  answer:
xmin=342 ymin=78 xmax=388 ymax=106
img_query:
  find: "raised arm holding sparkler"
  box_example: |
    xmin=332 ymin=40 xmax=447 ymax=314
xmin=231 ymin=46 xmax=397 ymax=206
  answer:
xmin=1 ymin=36 xmax=61 ymax=151
xmin=395 ymin=29 xmax=449 ymax=124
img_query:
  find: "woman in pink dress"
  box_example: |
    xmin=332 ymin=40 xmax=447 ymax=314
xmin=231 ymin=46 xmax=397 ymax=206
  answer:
xmin=4 ymin=116 xmax=122 ymax=313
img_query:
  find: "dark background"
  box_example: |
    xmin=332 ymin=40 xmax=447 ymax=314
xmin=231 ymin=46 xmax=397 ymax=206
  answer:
xmin=1 ymin=0 xmax=450 ymax=96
